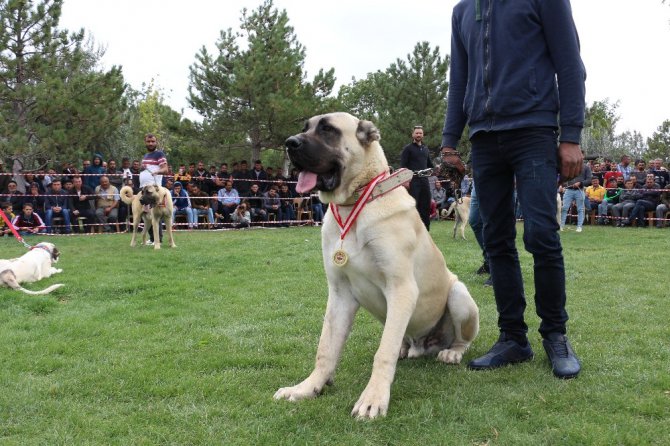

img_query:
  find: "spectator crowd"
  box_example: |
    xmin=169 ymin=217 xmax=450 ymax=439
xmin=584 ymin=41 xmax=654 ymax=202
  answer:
xmin=1 ymin=154 xmax=669 ymax=236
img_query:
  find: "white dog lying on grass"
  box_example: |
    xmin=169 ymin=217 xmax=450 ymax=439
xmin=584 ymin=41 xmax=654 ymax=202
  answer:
xmin=0 ymin=242 xmax=63 ymax=295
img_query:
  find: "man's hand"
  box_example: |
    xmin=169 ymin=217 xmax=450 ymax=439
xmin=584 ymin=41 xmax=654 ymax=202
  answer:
xmin=439 ymin=147 xmax=465 ymax=176
xmin=558 ymin=142 xmax=583 ymax=181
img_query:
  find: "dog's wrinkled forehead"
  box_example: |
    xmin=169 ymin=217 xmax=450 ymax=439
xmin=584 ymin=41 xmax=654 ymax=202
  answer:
xmin=301 ymin=113 xmax=380 ymax=147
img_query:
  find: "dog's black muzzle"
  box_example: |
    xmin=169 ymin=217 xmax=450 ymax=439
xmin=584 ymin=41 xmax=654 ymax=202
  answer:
xmin=140 ymin=194 xmax=156 ymax=206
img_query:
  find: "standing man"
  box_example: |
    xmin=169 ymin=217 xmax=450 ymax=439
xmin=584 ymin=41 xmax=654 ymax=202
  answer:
xmin=140 ymin=133 xmax=168 ymax=244
xmin=401 ymin=125 xmax=434 ymax=230
xmin=441 ymin=0 xmax=585 ymax=378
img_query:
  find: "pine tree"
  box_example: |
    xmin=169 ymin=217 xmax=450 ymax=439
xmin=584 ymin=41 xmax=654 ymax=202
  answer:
xmin=0 ymin=0 xmax=126 ymax=166
xmin=188 ymin=0 xmax=335 ymax=162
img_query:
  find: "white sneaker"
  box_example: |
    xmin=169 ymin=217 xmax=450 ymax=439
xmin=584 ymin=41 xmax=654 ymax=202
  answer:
xmin=576 ymin=227 xmax=582 ymax=233
xmin=560 ymin=226 xmax=565 ymax=232
xmin=146 ymin=241 xmax=154 ymax=246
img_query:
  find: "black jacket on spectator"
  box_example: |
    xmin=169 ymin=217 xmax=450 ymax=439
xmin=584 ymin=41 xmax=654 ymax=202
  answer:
xmin=233 ymin=170 xmax=253 ymax=197
xmin=638 ymin=183 xmax=661 ymax=205
xmin=44 ymin=188 xmax=70 ymax=211
xmin=68 ymin=185 xmax=96 ymax=213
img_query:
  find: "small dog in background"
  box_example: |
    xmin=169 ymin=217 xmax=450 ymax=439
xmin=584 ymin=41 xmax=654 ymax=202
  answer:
xmin=0 ymin=242 xmax=63 ymax=295
xmin=442 ymin=196 xmax=472 ymax=240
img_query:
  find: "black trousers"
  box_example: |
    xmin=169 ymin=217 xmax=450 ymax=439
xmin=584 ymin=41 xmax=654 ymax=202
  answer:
xmin=409 ymin=177 xmax=431 ymax=230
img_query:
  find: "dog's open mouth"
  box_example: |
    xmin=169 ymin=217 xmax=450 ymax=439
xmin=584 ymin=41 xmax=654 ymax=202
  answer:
xmin=296 ymin=168 xmax=340 ymax=194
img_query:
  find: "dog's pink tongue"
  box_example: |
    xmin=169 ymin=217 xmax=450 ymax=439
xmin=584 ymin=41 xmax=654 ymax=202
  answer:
xmin=296 ymin=171 xmax=317 ymax=193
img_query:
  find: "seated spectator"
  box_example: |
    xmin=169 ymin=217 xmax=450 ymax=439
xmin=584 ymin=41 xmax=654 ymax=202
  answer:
xmin=173 ymin=164 xmax=192 ymax=185
xmin=233 ymin=160 xmax=252 ymax=197
xmin=630 ymin=159 xmax=648 ymax=188
xmin=215 ymin=180 xmax=240 ymax=223
xmin=656 ymin=183 xmax=670 ymax=228
xmin=597 ymin=177 xmax=621 ymax=225
xmin=11 ymin=202 xmax=46 ymax=235
xmin=612 ymin=178 xmax=640 ymax=227
xmin=584 ymin=176 xmax=605 ymax=213
xmin=277 ymin=183 xmax=295 ymax=225
xmin=0 ymin=201 xmax=15 ymax=236
xmin=602 ymin=166 xmax=624 ymax=187
xmin=22 ymin=182 xmax=46 ymax=221
xmin=649 ymin=158 xmax=669 ymax=188
xmin=44 ymin=178 xmax=72 ymax=234
xmin=626 ymin=174 xmax=660 ymax=227
xmin=189 ymin=182 xmax=215 ymax=227
xmin=230 ymin=203 xmax=251 ymax=229
xmin=591 ymin=161 xmax=605 ymax=185
xmin=84 ymin=154 xmax=105 ymax=190
xmin=6 ymin=180 xmax=24 ymax=214
xmin=95 ymin=175 xmax=119 ymax=233
xmin=106 ymin=159 xmax=123 ymax=190
xmin=69 ymin=176 xmax=96 ymax=233
xmin=172 ymin=181 xmax=196 ymax=229
xmin=246 ymin=183 xmax=267 ymax=222
xmin=432 ymin=181 xmax=449 ymax=217
xmin=263 ymin=186 xmax=281 ymax=221
xmin=250 ymin=160 xmax=269 ymax=192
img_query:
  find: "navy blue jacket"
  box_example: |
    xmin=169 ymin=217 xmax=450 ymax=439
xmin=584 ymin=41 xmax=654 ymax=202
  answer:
xmin=442 ymin=0 xmax=586 ymax=148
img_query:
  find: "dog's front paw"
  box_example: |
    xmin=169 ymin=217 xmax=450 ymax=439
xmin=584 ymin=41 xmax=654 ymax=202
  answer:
xmin=274 ymin=381 xmax=322 ymax=402
xmin=351 ymin=383 xmax=390 ymax=419
xmin=437 ymin=348 xmax=463 ymax=364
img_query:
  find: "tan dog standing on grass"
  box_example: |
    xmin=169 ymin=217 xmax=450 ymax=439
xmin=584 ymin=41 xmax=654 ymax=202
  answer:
xmin=274 ymin=112 xmax=479 ymax=419
xmin=0 ymin=242 xmax=63 ymax=295
xmin=120 ymin=185 xmax=176 ymax=250
xmin=443 ymin=196 xmax=472 ymax=240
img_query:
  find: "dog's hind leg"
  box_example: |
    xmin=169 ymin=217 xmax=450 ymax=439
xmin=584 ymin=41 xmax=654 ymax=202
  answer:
xmin=437 ymin=281 xmax=479 ymax=364
xmin=0 ymin=270 xmax=63 ymax=295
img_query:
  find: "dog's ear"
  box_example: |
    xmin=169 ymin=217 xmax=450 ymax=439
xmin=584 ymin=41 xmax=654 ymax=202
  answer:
xmin=51 ymin=247 xmax=60 ymax=263
xmin=356 ymin=120 xmax=381 ymax=146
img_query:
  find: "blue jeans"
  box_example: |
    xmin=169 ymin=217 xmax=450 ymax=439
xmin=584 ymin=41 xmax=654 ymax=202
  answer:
xmin=561 ymin=188 xmax=585 ymax=228
xmin=468 ymin=183 xmax=487 ymax=261
xmin=173 ymin=207 xmax=196 ymax=227
xmin=193 ymin=208 xmax=214 ymax=224
xmin=45 ymin=208 xmax=72 ymax=233
xmin=471 ymin=127 xmax=568 ymax=338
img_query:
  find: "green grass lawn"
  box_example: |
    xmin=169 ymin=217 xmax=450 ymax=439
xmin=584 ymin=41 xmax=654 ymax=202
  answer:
xmin=1 ymin=223 xmax=668 ymax=445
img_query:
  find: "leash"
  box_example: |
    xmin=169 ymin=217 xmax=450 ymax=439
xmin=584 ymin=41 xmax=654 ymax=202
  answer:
xmin=0 ymin=207 xmax=33 ymax=249
xmin=413 ymin=168 xmax=434 ymax=178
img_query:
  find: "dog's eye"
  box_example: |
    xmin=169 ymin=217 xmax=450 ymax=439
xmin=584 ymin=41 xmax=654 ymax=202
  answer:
xmin=321 ymin=123 xmax=334 ymax=132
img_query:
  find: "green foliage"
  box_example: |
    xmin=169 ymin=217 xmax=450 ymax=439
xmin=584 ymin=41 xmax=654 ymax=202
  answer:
xmin=646 ymin=119 xmax=670 ymax=163
xmin=0 ymin=225 xmax=669 ymax=444
xmin=187 ymin=0 xmax=336 ymax=163
xmin=0 ymin=0 xmax=126 ymax=166
xmin=338 ymin=42 xmax=450 ymax=165
xmin=582 ymin=99 xmax=620 ymax=157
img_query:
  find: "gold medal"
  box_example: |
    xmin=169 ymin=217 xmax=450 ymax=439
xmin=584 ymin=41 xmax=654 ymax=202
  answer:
xmin=332 ymin=249 xmax=349 ymax=267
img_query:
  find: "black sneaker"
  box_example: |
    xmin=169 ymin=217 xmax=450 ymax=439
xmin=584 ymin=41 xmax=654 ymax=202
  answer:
xmin=542 ymin=333 xmax=581 ymax=379
xmin=468 ymin=333 xmax=534 ymax=370
xmin=483 ymin=276 xmax=493 ymax=287
xmin=476 ymin=261 xmax=490 ymax=275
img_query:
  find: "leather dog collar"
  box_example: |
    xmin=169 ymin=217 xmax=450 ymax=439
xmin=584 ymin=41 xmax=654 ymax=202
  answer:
xmin=343 ymin=168 xmax=413 ymax=206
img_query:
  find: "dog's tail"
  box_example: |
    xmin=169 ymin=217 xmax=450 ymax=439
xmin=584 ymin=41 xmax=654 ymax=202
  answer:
xmin=120 ymin=186 xmax=135 ymax=205
xmin=443 ymin=201 xmax=457 ymax=219
xmin=0 ymin=270 xmax=64 ymax=295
